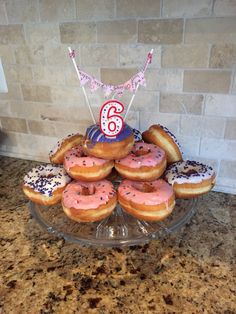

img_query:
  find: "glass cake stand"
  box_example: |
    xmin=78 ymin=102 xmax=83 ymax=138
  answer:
xmin=29 ymin=193 xmax=198 ymax=248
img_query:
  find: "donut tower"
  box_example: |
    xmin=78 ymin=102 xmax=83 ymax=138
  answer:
xmin=22 ymin=50 xmax=216 ymax=223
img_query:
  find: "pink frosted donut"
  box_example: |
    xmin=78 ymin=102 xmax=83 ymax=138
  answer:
xmin=62 ymin=180 xmax=117 ymax=222
xmin=118 ymin=179 xmax=175 ymax=221
xmin=64 ymin=145 xmax=114 ymax=181
xmin=115 ymin=142 xmax=167 ymax=181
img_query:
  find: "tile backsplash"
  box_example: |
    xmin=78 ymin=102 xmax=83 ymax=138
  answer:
xmin=0 ymin=0 xmax=236 ymax=194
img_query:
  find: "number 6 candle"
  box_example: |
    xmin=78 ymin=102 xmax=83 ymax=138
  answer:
xmin=99 ymin=100 xmax=124 ymax=137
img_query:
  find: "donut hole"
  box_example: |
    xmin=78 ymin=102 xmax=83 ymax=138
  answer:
xmin=183 ymin=169 xmax=198 ymax=176
xmin=81 ymin=185 xmax=95 ymax=196
xmin=133 ymin=148 xmax=151 ymax=157
xmin=133 ymin=182 xmax=156 ymax=193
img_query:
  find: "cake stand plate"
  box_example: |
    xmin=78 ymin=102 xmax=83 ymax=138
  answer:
xmin=29 ymin=196 xmax=198 ymax=247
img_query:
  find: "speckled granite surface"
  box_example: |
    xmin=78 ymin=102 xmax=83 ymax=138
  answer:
xmin=0 ymin=156 xmax=235 ymax=314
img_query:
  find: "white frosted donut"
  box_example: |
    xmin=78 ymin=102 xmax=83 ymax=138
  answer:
xmin=49 ymin=133 xmax=84 ymax=164
xmin=164 ymin=160 xmax=216 ymax=198
xmin=23 ymin=164 xmax=71 ymax=205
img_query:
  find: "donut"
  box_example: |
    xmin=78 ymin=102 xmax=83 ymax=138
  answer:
xmin=115 ymin=142 xmax=167 ymax=181
xmin=118 ymin=179 xmax=175 ymax=221
xmin=62 ymin=180 xmax=117 ymax=222
xmin=142 ymin=124 xmax=182 ymax=164
xmin=49 ymin=133 xmax=84 ymax=164
xmin=83 ymin=123 xmax=134 ymax=160
xmin=164 ymin=160 xmax=216 ymax=198
xmin=63 ymin=145 xmax=114 ymax=181
xmin=23 ymin=164 xmax=71 ymax=205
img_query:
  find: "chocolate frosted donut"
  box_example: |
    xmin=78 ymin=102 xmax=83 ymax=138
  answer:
xmin=164 ymin=160 xmax=216 ymax=198
xmin=83 ymin=123 xmax=134 ymax=160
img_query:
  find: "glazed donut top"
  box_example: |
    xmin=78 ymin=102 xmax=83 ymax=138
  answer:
xmin=86 ymin=123 xmax=133 ymax=143
xmin=115 ymin=142 xmax=165 ymax=168
xmin=62 ymin=180 xmax=116 ymax=210
xmin=64 ymin=145 xmax=108 ymax=169
xmin=23 ymin=164 xmax=71 ymax=197
xmin=164 ymin=160 xmax=215 ymax=185
xmin=49 ymin=133 xmax=83 ymax=157
xmin=132 ymin=128 xmax=143 ymax=142
xmin=118 ymin=179 xmax=174 ymax=206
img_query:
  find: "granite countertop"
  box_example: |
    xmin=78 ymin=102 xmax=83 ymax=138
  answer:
xmin=0 ymin=156 xmax=235 ymax=314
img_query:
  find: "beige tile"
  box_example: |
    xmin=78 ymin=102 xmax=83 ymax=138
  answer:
xmin=124 ymin=110 xmax=139 ymax=130
xmin=0 ymin=2 xmax=7 ymax=24
xmin=25 ymin=23 xmax=60 ymax=45
xmin=101 ymin=68 xmax=137 ymax=85
xmin=81 ymin=45 xmax=118 ymax=67
xmin=162 ymin=44 xmax=209 ymax=68
xmin=162 ymin=0 xmax=211 ymax=17
xmin=76 ymin=0 xmax=115 ymax=20
xmin=10 ymin=101 xmax=41 ymax=120
xmin=0 ymin=132 xmax=59 ymax=162
xmin=21 ymin=84 xmax=52 ymax=103
xmin=177 ymin=135 xmax=200 ymax=156
xmin=27 ymin=120 xmax=88 ymax=138
xmin=15 ymin=45 xmax=45 ymax=65
xmin=44 ymin=44 xmax=72 ymax=66
xmin=138 ymin=19 xmax=183 ymax=44
xmin=116 ymin=0 xmax=160 ymax=18
xmin=5 ymin=0 xmax=39 ymax=23
xmin=119 ymin=45 xmax=161 ymax=68
xmin=50 ymin=85 xmax=88 ymax=105
xmin=140 ymin=112 xmax=180 ymax=134
xmin=0 ymin=101 xmax=11 ymax=116
xmin=209 ymin=44 xmax=236 ymax=68
xmin=201 ymin=116 xmax=225 ymax=138
xmin=0 ymin=83 xmax=22 ymax=101
xmin=0 ymin=45 xmax=15 ymax=64
xmin=0 ymin=25 xmax=25 ymax=45
xmin=1 ymin=117 xmax=27 ymax=133
xmin=122 ymin=90 xmax=159 ymax=111
xmin=155 ymin=69 xmax=183 ymax=92
xmin=200 ymin=138 xmax=236 ymax=160
xmin=5 ymin=64 xmax=33 ymax=83
xmin=180 ymin=115 xmax=202 ymax=136
xmin=160 ymin=93 xmax=203 ymax=115
xmin=97 ymin=20 xmax=137 ymax=44
xmin=213 ymin=0 xmax=236 ymax=16
xmin=183 ymin=70 xmax=231 ymax=93
xmin=205 ymin=94 xmax=236 ymax=117
xmin=60 ymin=22 xmax=96 ymax=44
xmin=225 ymin=119 xmax=236 ymax=140
xmin=219 ymin=160 xmax=236 ymax=180
xmin=39 ymin=0 xmax=76 ymax=22
xmin=185 ymin=17 xmax=236 ymax=44
xmin=28 ymin=120 xmax=57 ymax=137
xmin=32 ymin=65 xmax=65 ymax=85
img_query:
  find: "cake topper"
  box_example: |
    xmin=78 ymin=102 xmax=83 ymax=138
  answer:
xmin=68 ymin=47 xmax=153 ymax=133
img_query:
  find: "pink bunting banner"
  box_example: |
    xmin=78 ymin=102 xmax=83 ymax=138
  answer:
xmin=76 ymin=68 xmax=147 ymax=98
